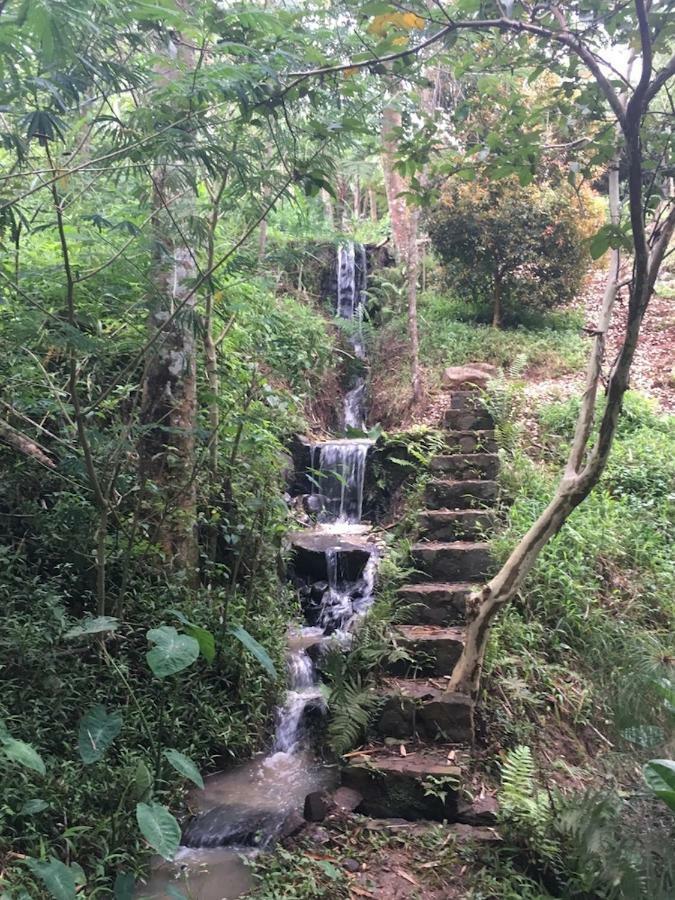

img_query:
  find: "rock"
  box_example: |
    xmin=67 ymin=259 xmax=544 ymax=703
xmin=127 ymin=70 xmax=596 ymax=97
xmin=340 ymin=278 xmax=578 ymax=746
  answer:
xmin=304 ymin=790 xmax=333 ymax=822
xmin=342 ymin=859 xmax=360 ymax=873
xmin=310 ymin=580 xmax=329 ymax=601
xmin=442 ymin=364 xmax=498 ymax=391
xmin=303 ymin=493 xmax=325 ymax=515
xmin=456 ymin=794 xmax=499 ymax=826
xmin=181 ymin=804 xmax=284 ymax=848
xmin=279 ymin=810 xmax=306 ymax=839
xmin=332 ymin=786 xmax=363 ymax=812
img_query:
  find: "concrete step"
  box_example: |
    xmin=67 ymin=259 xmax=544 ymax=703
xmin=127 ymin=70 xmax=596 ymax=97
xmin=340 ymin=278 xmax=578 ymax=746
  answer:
xmin=425 ymin=479 xmax=498 ymax=510
xmin=397 ymin=582 xmax=473 ymax=626
xmin=445 ymin=430 xmax=498 ymax=454
xmin=389 ymin=625 xmax=465 ymax=677
xmin=412 ymin=541 xmax=491 ymax=582
xmin=443 ymin=407 xmax=494 ymax=431
xmin=430 ymin=453 xmax=499 ymax=480
xmin=376 ymin=678 xmax=473 ymax=743
xmin=419 ymin=509 xmax=495 ymax=541
xmin=342 ymin=744 xmax=467 ymax=821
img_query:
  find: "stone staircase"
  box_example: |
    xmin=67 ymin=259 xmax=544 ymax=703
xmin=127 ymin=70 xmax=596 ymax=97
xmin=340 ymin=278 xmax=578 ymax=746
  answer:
xmin=342 ymin=382 xmax=499 ymax=822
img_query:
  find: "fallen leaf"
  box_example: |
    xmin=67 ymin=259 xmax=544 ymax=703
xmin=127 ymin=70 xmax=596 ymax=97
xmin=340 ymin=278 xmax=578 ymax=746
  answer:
xmin=399 ymin=744 xmax=407 ymax=757
xmin=395 ymin=868 xmax=419 ymax=886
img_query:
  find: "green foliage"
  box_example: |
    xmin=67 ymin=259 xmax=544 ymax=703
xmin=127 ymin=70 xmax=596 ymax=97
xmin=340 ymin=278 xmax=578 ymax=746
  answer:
xmin=644 ymin=760 xmax=675 ymax=814
xmin=427 ymin=178 xmax=592 ymax=323
xmin=135 ymin=802 xmax=181 ymax=861
xmin=77 ymin=705 xmax=123 ymax=765
xmin=248 ymin=845 xmax=349 ymax=899
xmin=499 ymin=746 xmax=552 ymax=845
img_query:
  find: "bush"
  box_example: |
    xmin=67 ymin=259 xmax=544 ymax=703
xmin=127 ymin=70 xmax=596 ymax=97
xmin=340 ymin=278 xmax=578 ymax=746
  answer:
xmin=427 ymin=177 xmax=597 ymax=326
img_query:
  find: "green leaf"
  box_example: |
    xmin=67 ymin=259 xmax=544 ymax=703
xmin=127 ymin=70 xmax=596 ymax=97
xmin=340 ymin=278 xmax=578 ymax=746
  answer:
xmin=113 ymin=872 xmax=135 ymax=900
xmin=64 ymin=616 xmax=119 ymax=639
xmin=643 ymin=759 xmax=675 ymax=813
xmin=184 ymin=624 xmax=215 ymax=664
xmin=146 ymin=626 xmax=200 ymax=678
xmin=25 ymin=858 xmax=84 ymax=900
xmin=228 ymin=625 xmax=277 ymax=679
xmin=19 ymin=799 xmax=49 ymax=815
xmin=131 ymin=758 xmax=154 ymax=801
xmin=589 ymin=226 xmax=612 ymax=259
xmin=2 ymin=737 xmax=46 ymax=775
xmin=163 ymin=749 xmax=204 ymax=789
xmin=78 ymin=705 xmax=123 ymax=764
xmin=135 ymin=802 xmax=181 ymax=860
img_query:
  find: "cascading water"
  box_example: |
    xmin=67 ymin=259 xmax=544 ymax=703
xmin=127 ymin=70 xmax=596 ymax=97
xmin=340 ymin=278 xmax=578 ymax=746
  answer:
xmin=337 ymin=241 xmax=368 ymax=432
xmin=143 ymin=241 xmax=380 ymax=900
xmin=310 ymin=438 xmax=371 ymax=524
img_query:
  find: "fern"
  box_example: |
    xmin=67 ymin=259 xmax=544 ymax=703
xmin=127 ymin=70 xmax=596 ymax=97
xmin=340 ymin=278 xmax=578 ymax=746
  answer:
xmin=327 ymin=677 xmax=382 ymax=756
xmin=499 ymin=745 xmax=553 ymax=842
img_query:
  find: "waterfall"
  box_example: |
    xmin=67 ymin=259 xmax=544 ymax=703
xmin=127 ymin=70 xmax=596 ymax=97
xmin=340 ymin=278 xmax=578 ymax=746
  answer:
xmin=311 ymin=439 xmax=371 ymax=524
xmin=336 ymin=241 xmax=368 ymax=432
xmin=271 ymin=648 xmax=323 ymax=754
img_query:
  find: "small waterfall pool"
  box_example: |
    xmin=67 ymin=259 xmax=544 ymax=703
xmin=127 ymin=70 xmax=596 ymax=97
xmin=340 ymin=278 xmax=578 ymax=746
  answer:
xmin=142 ymin=243 xmax=378 ymax=900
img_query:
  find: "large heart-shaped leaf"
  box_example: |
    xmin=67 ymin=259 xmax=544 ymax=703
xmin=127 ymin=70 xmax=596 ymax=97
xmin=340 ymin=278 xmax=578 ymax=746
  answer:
xmin=2 ymin=737 xmax=46 ymax=775
xmin=78 ymin=705 xmax=123 ymax=764
xmin=20 ymin=798 xmax=49 ymax=816
xmin=25 ymin=857 xmax=84 ymax=900
xmin=64 ymin=616 xmax=119 ymax=639
xmin=228 ymin=625 xmax=277 ymax=680
xmin=135 ymin=802 xmax=181 ymax=860
xmin=167 ymin=610 xmax=215 ymax=663
xmin=643 ymin=759 xmax=675 ymax=813
xmin=146 ymin=626 xmax=199 ymax=679
xmin=163 ymin=749 xmax=204 ymax=789
xmin=113 ymin=871 xmax=135 ymax=900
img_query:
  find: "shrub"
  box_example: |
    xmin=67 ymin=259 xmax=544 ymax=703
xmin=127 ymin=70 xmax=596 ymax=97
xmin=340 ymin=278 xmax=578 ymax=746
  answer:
xmin=427 ymin=177 xmax=596 ymax=326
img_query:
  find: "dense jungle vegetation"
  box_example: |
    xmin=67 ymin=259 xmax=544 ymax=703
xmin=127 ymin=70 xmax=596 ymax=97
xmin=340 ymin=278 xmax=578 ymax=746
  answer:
xmin=0 ymin=1 xmax=673 ymax=898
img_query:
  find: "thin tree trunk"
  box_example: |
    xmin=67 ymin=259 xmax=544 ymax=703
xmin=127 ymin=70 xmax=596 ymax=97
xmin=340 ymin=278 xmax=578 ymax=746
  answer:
xmin=139 ymin=37 xmax=199 ymax=574
xmin=492 ymin=273 xmax=502 ymax=328
xmin=381 ymin=105 xmax=410 ymax=263
xmin=407 ymin=212 xmax=423 ymax=403
xmin=447 ymin=125 xmax=675 ymax=698
xmin=368 ymin=187 xmax=378 ymax=223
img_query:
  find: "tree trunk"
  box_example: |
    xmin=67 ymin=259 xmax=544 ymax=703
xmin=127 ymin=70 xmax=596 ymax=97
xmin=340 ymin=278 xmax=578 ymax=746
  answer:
xmin=368 ymin=187 xmax=378 ymax=223
xmin=139 ymin=38 xmax=200 ymax=574
xmin=446 ymin=127 xmax=675 ymax=697
xmin=381 ymin=105 xmax=410 ymax=264
xmin=407 ymin=210 xmax=423 ymax=403
xmin=492 ymin=273 xmax=502 ymax=328
xmin=140 ymin=208 xmax=199 ymax=572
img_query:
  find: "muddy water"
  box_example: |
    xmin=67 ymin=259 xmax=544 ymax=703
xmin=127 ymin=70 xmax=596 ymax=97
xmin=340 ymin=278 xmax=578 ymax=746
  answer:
xmin=137 ymin=752 xmax=335 ymax=899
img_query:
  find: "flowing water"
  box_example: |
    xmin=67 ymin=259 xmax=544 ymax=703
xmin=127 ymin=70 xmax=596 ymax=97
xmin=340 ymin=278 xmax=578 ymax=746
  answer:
xmin=337 ymin=241 xmax=368 ymax=432
xmin=142 ymin=241 xmax=378 ymax=900
xmin=310 ymin=438 xmax=371 ymax=524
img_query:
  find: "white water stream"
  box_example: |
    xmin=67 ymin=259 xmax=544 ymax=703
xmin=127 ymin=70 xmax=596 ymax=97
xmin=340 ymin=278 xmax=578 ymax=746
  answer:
xmin=141 ymin=244 xmax=378 ymax=899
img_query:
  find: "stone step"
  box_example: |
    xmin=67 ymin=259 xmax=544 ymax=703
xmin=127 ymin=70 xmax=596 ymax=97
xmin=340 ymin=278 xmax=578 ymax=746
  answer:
xmin=445 ymin=430 xmax=498 ymax=454
xmin=430 ymin=453 xmax=499 ymax=480
xmin=376 ymin=678 xmax=473 ymax=743
xmin=342 ymin=744 xmax=467 ymax=821
xmin=389 ymin=625 xmax=465 ymax=677
xmin=443 ymin=407 xmax=494 ymax=431
xmin=447 ymin=389 xmax=480 ymax=410
xmin=425 ymin=479 xmax=498 ymax=510
xmin=419 ymin=509 xmax=495 ymax=541
xmin=397 ymin=582 xmax=473 ymax=626
xmin=412 ymin=541 xmax=491 ymax=582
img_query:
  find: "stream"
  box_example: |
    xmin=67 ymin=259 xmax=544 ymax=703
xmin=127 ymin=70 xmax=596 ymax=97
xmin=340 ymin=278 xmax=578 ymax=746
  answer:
xmin=141 ymin=243 xmax=377 ymax=899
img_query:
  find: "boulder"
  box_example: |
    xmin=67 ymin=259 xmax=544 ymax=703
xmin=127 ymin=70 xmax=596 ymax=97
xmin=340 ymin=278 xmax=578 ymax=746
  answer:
xmin=442 ymin=364 xmax=499 ymax=391
xmin=332 ymin=786 xmax=363 ymax=812
xmin=304 ymin=790 xmax=333 ymax=822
